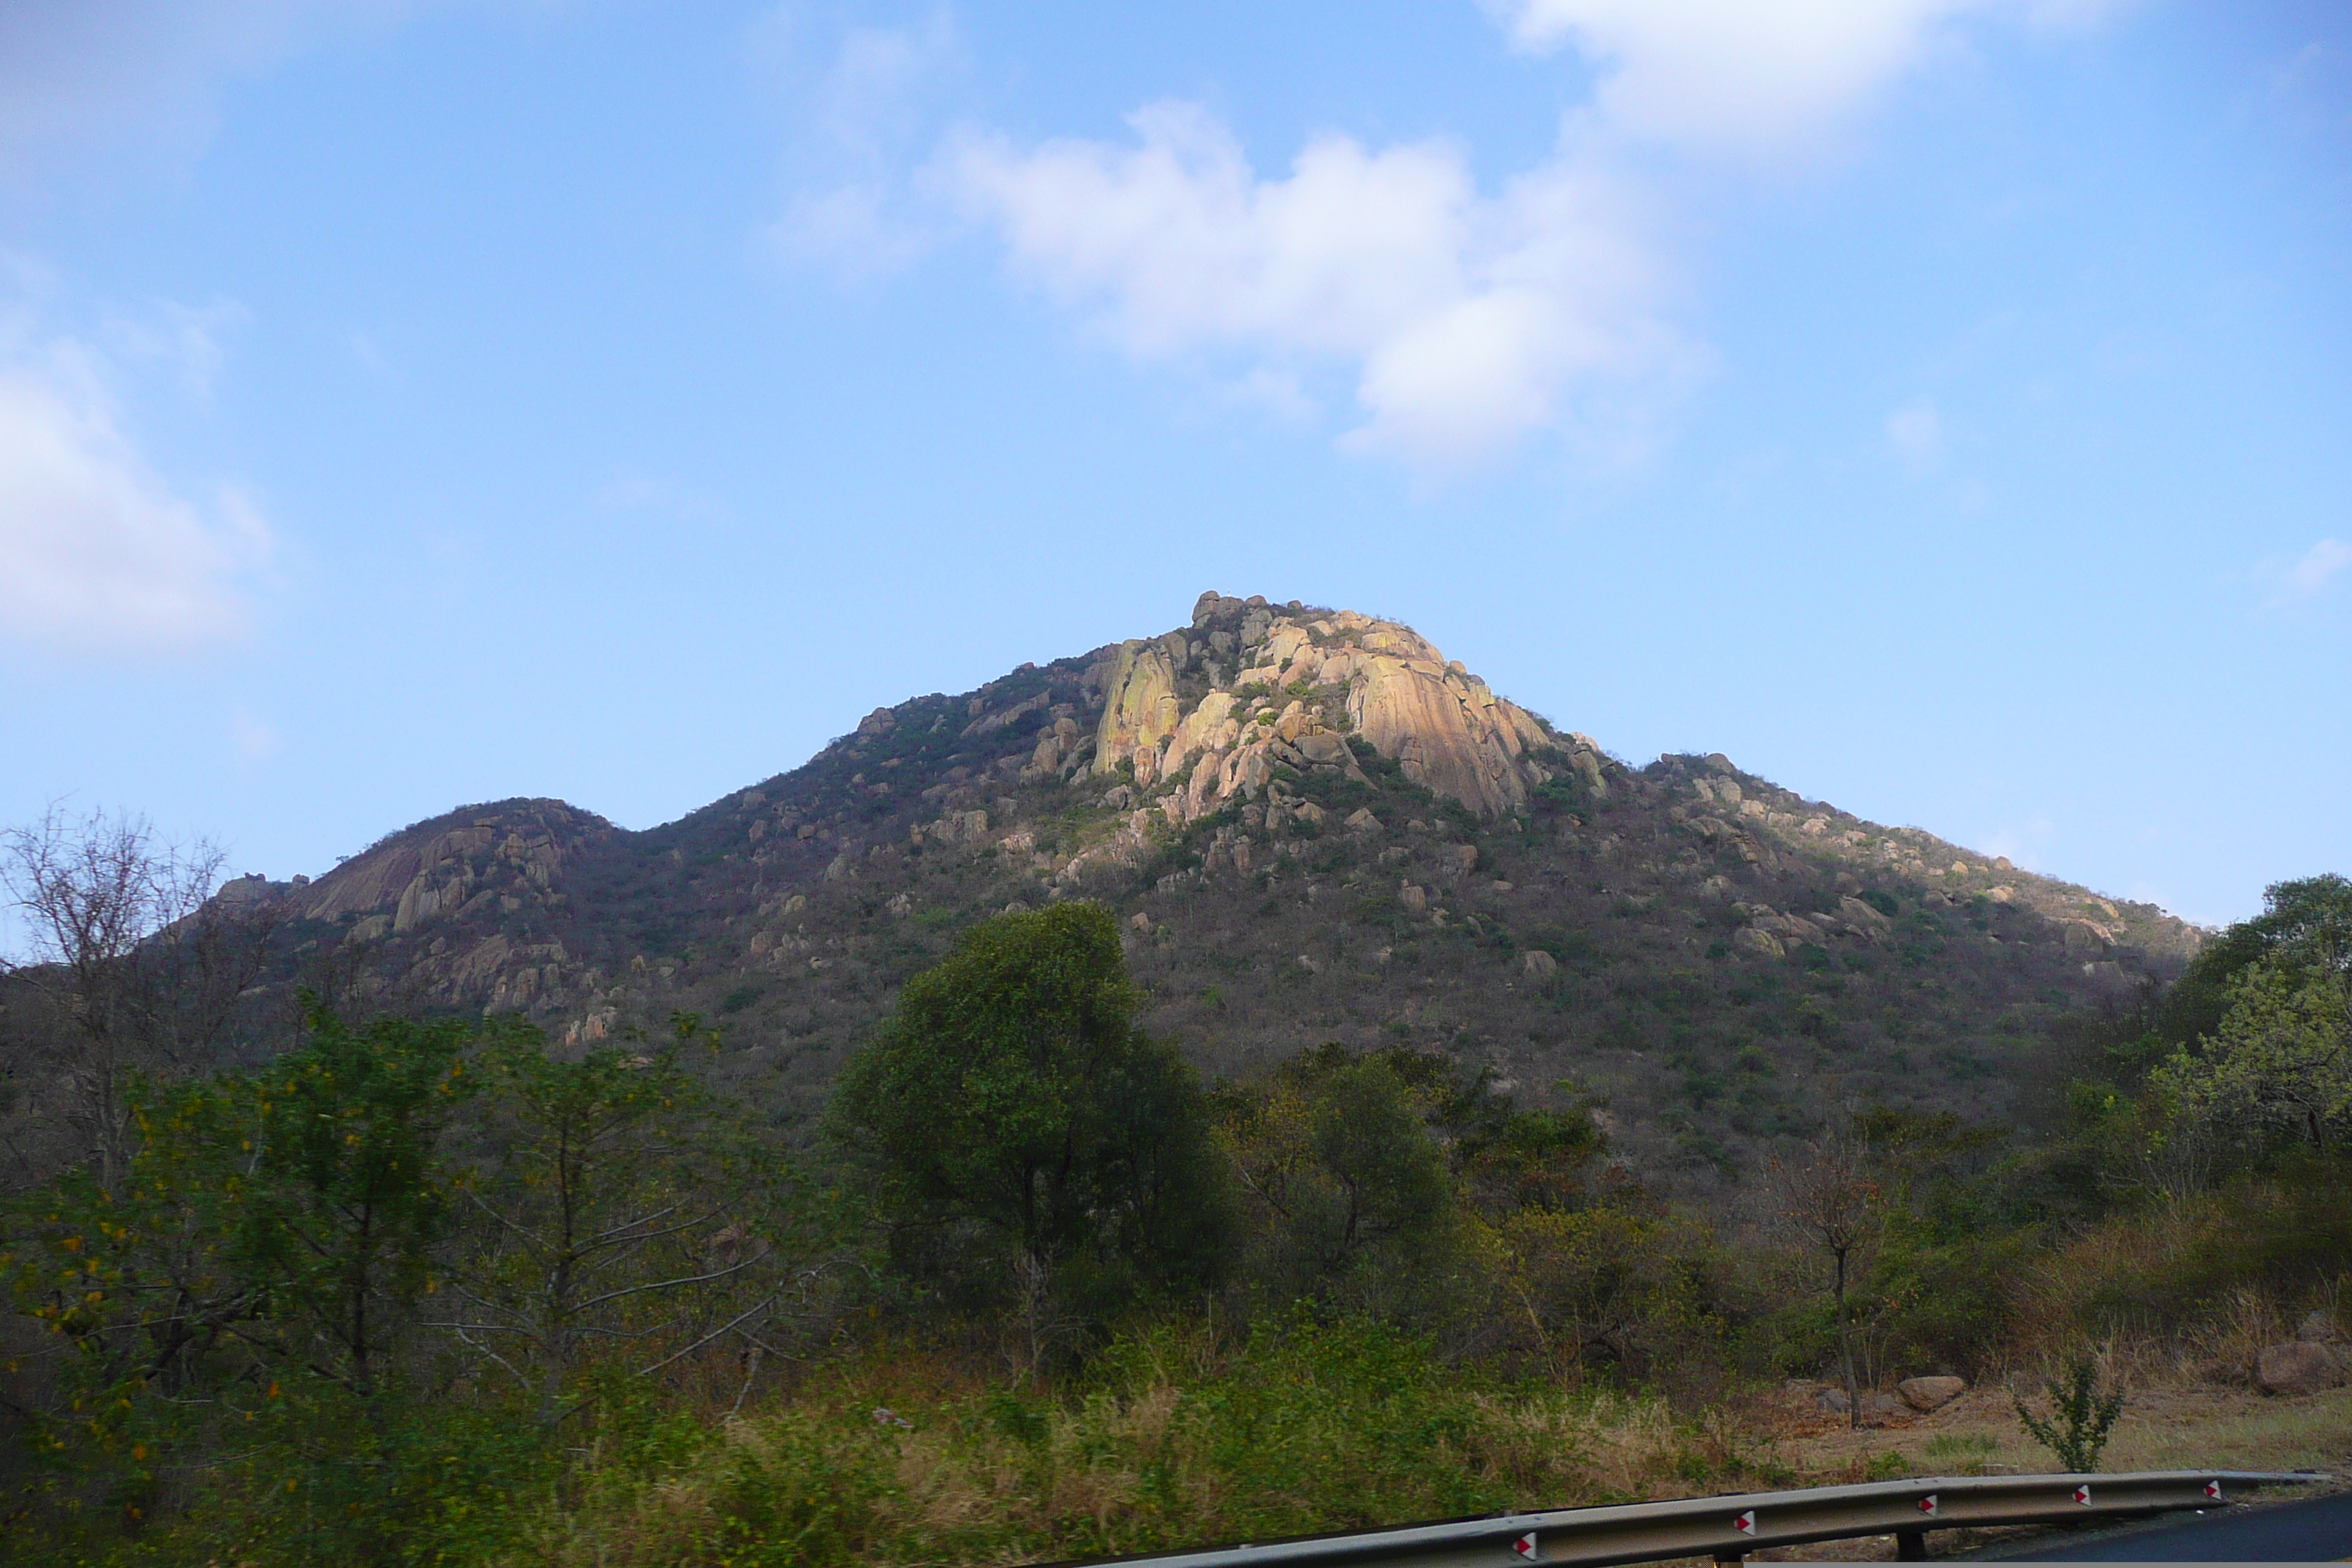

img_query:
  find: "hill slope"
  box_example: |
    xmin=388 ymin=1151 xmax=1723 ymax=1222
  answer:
xmin=233 ymin=591 xmax=2201 ymax=1188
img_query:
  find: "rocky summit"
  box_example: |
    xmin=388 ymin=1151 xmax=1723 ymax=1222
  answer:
xmin=223 ymin=591 xmax=2201 ymax=1189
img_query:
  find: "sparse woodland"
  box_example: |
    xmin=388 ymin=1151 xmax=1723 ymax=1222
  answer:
xmin=1 ymin=606 xmax=2345 ymax=1564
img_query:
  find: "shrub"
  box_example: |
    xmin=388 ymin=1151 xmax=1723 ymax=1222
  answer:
xmin=2013 ymin=1357 xmax=2125 ymax=1473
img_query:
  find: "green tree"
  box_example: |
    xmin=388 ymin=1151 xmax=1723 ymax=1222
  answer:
xmin=2154 ymin=873 xmax=2351 ymax=1048
xmin=828 ymin=905 xmax=1233 ymax=1330
xmin=239 ymin=1007 xmax=472 ymax=1401
xmin=436 ymin=1017 xmax=810 ymax=1426
xmin=3 ymin=1004 xmax=474 ymax=1548
xmin=1493 ymin=1205 xmax=1723 ymax=1385
xmin=1215 ymin=1046 xmax=1463 ymax=1314
xmin=2157 ymin=958 xmax=2351 ymax=1151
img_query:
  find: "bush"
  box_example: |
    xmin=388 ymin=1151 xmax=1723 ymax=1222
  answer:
xmin=2013 ymin=1357 xmax=2125 ymax=1474
xmin=505 ymin=1316 xmax=1781 ymax=1567
xmin=2016 ymin=1161 xmax=2352 ymax=1343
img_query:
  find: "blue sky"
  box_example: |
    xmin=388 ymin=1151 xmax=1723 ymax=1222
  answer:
xmin=0 ymin=0 xmax=2345 ymax=929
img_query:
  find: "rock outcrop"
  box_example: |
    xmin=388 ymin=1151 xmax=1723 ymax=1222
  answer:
xmin=296 ymin=799 xmax=606 ymax=930
xmin=1090 ymin=591 xmax=1581 ymax=822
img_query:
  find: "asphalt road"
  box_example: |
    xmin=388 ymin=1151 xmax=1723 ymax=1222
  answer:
xmin=1984 ymin=1488 xmax=2352 ymax=1561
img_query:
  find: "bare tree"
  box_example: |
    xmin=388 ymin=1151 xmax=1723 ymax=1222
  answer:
xmin=431 ymin=1033 xmax=798 ymax=1427
xmin=0 ymin=803 xmax=280 ymax=1189
xmin=1770 ymin=1131 xmax=1880 ymax=1430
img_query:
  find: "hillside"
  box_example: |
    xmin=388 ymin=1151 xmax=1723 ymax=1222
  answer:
xmin=228 ymin=590 xmax=2202 ymax=1188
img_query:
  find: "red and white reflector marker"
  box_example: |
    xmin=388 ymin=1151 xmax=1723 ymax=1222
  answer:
xmin=1732 ymin=1509 xmax=1758 ymax=1536
xmin=2073 ymin=1485 xmax=2093 ymax=1506
xmin=2204 ymin=1480 xmax=2223 ymax=1501
xmin=1513 ymin=1531 xmax=1539 ymax=1561
xmin=1916 ymin=1494 xmax=1939 ymax=1517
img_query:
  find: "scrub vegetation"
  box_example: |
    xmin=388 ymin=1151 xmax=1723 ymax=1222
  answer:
xmin=1 ymin=818 xmax=2345 ymax=1564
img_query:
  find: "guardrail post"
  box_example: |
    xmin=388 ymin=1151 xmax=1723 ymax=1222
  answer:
xmin=1896 ymin=1526 xmax=1927 ymax=1560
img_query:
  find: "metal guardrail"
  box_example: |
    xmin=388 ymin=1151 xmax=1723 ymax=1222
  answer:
xmin=1081 ymin=1470 xmax=2332 ymax=1567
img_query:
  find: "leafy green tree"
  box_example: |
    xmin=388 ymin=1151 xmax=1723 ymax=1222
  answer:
xmin=1449 ymin=1094 xmax=1607 ymax=1216
xmin=3 ymin=1004 xmax=473 ymax=1546
xmin=1493 ymin=1205 xmax=1723 ymax=1385
xmin=2154 ymin=874 xmax=2351 ymax=1048
xmin=239 ymin=1007 xmax=473 ymax=1400
xmin=2157 ymin=958 xmax=2351 ymax=1151
xmin=828 ymin=905 xmax=1233 ymax=1325
xmin=1216 ymin=1046 xmax=1463 ymax=1313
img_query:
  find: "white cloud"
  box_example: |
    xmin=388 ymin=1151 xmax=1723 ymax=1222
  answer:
xmin=0 ymin=1 xmax=418 ymax=188
xmin=908 ymin=2 xmax=2133 ymax=468
xmin=2280 ymin=538 xmax=2351 ymax=600
xmin=1486 ymin=0 xmax=2135 ymax=160
xmin=766 ymin=9 xmax=960 ymax=277
xmin=0 ymin=335 xmax=268 ymax=655
xmin=1885 ymin=399 xmax=1944 ymax=467
xmin=945 ymin=105 xmax=1690 ymax=466
xmin=1486 ymin=0 xmax=1976 ymax=161
xmin=1980 ymin=815 xmax=2055 ymax=871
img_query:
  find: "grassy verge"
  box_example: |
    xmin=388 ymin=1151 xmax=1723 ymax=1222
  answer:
xmin=505 ymin=1317 xmax=1795 ymax=1568
xmin=1776 ymin=1382 xmax=2351 ymax=1480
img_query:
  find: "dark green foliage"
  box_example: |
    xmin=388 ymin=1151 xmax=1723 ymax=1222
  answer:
xmin=1215 ymin=1047 xmax=1458 ymax=1316
xmin=4 ymin=622 xmax=2332 ymax=1563
xmin=249 ymin=1008 xmax=475 ymax=1397
xmin=2154 ymin=873 xmax=2352 ymax=1048
xmin=0 ymin=1004 xmax=828 ymax=1566
xmin=827 ymin=904 xmax=1235 ymax=1314
xmin=3 ymin=1004 xmax=482 ymax=1555
xmin=2013 ymin=1357 xmax=2125 ymax=1473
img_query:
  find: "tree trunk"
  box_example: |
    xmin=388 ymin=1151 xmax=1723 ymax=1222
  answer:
xmin=1835 ymin=1245 xmax=1858 ymax=1431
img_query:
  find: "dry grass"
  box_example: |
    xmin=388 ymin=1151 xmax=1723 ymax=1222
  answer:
xmin=1733 ymin=1369 xmax=2351 ymax=1562
xmin=502 ymin=1324 xmax=1801 ymax=1568
xmin=1782 ymin=1382 xmax=2351 ymax=1476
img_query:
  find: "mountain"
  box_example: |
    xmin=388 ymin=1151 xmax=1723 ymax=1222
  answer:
xmin=225 ymin=591 xmax=2201 ymax=1189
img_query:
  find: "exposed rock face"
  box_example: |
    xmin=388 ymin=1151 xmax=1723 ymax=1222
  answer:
xmin=1341 ymin=647 xmax=1549 ymax=817
xmin=1898 ymin=1376 xmax=1967 ymax=1412
xmin=1090 ymin=592 xmax=1568 ymax=821
xmin=298 ymin=800 xmax=606 ymax=930
xmin=1090 ymin=643 xmax=1180 ymax=784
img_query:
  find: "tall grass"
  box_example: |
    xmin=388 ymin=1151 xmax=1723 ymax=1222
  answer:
xmin=510 ymin=1316 xmax=1792 ymax=1568
xmin=2015 ymin=1167 xmax=2352 ymax=1357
